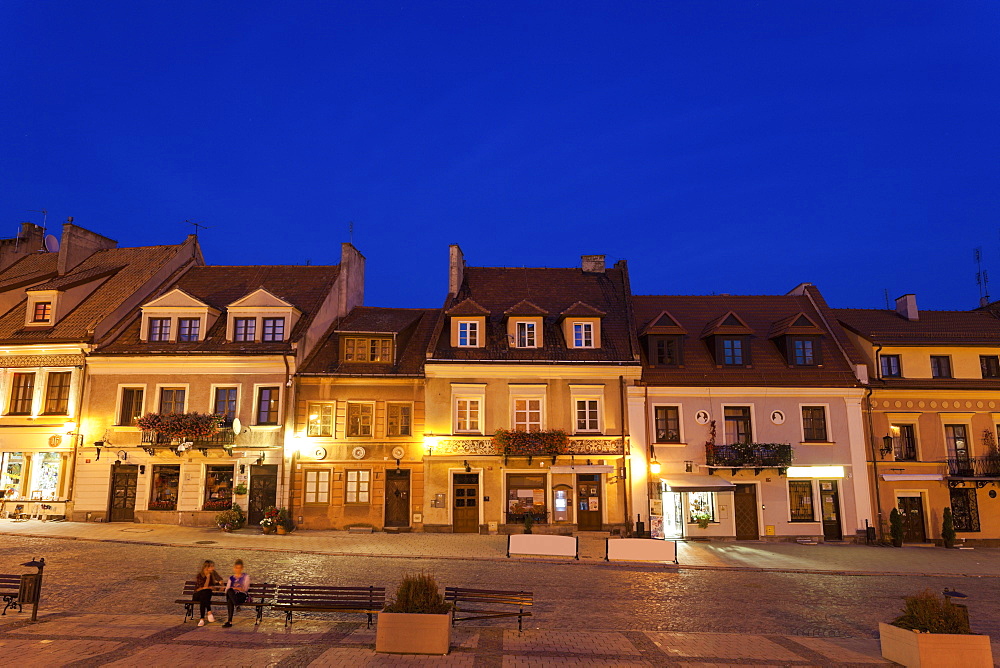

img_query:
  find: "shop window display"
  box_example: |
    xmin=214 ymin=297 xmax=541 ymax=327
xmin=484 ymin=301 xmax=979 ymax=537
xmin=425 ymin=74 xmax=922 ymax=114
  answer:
xmin=1 ymin=452 xmax=24 ymax=497
xmin=688 ymin=491 xmax=716 ymax=524
xmin=203 ymin=465 xmax=234 ymax=511
xmin=29 ymin=452 xmax=61 ymax=499
xmin=150 ymin=465 xmax=180 ymax=510
xmin=507 ymin=473 xmax=547 ymax=522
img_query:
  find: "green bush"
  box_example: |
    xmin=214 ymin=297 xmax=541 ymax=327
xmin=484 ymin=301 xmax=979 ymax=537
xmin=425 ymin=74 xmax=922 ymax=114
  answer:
xmin=889 ymin=508 xmax=904 ymax=547
xmin=216 ymin=503 xmax=245 ymax=531
xmin=523 ymin=513 xmax=534 ymax=534
xmin=941 ymin=507 xmax=956 ymax=548
xmin=892 ymin=590 xmax=971 ymax=634
xmin=383 ymin=573 xmax=452 ymax=614
xmin=277 ymin=507 xmax=296 ymax=532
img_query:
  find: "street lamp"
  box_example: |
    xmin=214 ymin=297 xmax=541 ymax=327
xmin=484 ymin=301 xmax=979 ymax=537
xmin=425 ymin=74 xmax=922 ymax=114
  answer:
xmin=649 ymin=459 xmax=661 ymax=475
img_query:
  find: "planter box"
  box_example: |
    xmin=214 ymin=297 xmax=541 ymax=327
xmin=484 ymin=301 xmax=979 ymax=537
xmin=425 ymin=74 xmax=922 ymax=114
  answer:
xmin=879 ymin=622 xmax=993 ymax=667
xmin=375 ymin=612 xmax=451 ymax=655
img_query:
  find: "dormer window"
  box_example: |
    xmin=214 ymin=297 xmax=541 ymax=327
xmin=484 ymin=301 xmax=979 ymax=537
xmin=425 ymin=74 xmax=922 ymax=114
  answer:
xmin=790 ymin=337 xmax=818 ymax=366
xmin=649 ymin=335 xmax=682 ymax=366
xmin=515 ymin=321 xmax=536 ymax=348
xmin=573 ymin=322 xmax=594 ymax=348
xmin=178 ymin=318 xmax=200 ymax=342
xmin=343 ymin=337 xmax=392 ymax=362
xmin=234 ymin=318 xmax=256 ymax=342
xmin=718 ymin=337 xmax=749 ymax=366
xmin=32 ymin=302 xmax=52 ymax=323
xmin=262 ymin=317 xmax=285 ymax=342
xmin=458 ymin=321 xmax=479 ymax=347
xmin=149 ymin=318 xmax=171 ymax=342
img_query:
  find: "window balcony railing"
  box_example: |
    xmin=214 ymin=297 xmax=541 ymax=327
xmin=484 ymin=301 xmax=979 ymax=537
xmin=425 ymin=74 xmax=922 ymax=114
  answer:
xmin=707 ymin=443 xmax=793 ymax=471
xmin=141 ymin=429 xmax=235 ymax=447
xmin=947 ymin=455 xmax=1000 ymax=478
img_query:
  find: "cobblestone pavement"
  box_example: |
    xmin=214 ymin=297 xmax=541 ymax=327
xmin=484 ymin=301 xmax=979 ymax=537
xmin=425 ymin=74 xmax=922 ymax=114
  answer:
xmin=2 ymin=519 xmax=999 ymax=577
xmin=0 ymin=534 xmax=998 ymax=665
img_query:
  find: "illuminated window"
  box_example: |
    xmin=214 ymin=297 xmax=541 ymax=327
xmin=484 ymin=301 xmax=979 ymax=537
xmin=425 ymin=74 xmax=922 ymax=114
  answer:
xmin=346 ymin=402 xmax=373 ymax=437
xmin=304 ymin=469 xmax=330 ymax=504
xmin=688 ymin=492 xmax=715 ymax=523
xmin=457 ymin=321 xmax=478 ymax=347
xmin=455 ymin=398 xmax=481 ymax=433
xmin=32 ymin=302 xmax=52 ymax=322
xmin=513 ymin=398 xmax=542 ymax=432
xmin=788 ymin=481 xmax=814 ymax=522
xmin=345 ymin=469 xmax=370 ymax=504
xmin=307 ymin=402 xmax=335 ymax=437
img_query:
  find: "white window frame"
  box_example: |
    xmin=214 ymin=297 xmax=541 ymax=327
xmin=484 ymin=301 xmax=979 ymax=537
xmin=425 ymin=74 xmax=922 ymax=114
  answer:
xmin=451 ymin=384 xmax=486 ymax=435
xmin=346 ymin=401 xmax=375 ymax=438
xmin=306 ymin=401 xmax=336 ymax=437
xmin=515 ymin=321 xmax=537 ymax=348
xmin=651 ymin=402 xmax=685 ymax=445
xmin=572 ymin=322 xmax=594 ymax=348
xmin=233 ymin=317 xmax=257 ymax=342
xmin=304 ymin=468 xmax=331 ymax=504
xmin=115 ymin=384 xmax=147 ymax=428
xmin=457 ymin=320 xmax=479 ymax=347
xmin=798 ymin=403 xmax=832 ymax=444
xmin=155 ymin=383 xmax=190 ymax=414
xmin=345 ymin=468 xmax=371 ymax=504
xmin=454 ymin=397 xmax=483 ymax=434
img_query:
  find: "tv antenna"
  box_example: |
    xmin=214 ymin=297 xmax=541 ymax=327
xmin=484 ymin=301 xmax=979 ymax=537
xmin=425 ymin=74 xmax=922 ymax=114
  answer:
xmin=975 ymin=247 xmax=990 ymax=305
xmin=184 ymin=220 xmax=209 ymax=237
xmin=349 ymin=221 xmax=354 ymax=245
xmin=27 ymin=209 xmax=48 ymax=232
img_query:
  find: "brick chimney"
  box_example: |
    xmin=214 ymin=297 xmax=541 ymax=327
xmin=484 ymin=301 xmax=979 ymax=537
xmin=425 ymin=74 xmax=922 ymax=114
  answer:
xmin=57 ymin=222 xmax=117 ymax=275
xmin=449 ymin=244 xmax=465 ymax=297
xmin=581 ymin=254 xmax=605 ymax=273
xmin=895 ymin=293 xmax=918 ymax=321
xmin=0 ymin=223 xmax=45 ymax=271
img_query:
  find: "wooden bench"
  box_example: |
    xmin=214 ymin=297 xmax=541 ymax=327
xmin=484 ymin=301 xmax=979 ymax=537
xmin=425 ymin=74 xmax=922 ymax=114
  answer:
xmin=0 ymin=574 xmax=22 ymax=615
xmin=445 ymin=587 xmax=533 ymax=632
xmin=272 ymin=585 xmax=385 ymax=628
xmin=176 ymin=580 xmax=276 ymax=625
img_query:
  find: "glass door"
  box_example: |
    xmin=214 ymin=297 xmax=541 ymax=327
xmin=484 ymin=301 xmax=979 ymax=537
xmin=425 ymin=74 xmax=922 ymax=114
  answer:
xmin=661 ymin=491 xmax=684 ymax=538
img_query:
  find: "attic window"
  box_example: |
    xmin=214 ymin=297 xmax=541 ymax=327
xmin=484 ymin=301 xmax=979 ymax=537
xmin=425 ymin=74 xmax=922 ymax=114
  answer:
xmin=343 ymin=337 xmax=392 ymax=362
xmin=648 ymin=335 xmax=682 ymax=366
xmin=262 ymin=317 xmax=285 ymax=342
xmin=718 ymin=337 xmax=749 ymax=366
xmin=790 ymin=337 xmax=818 ymax=366
xmin=32 ymin=302 xmax=52 ymax=323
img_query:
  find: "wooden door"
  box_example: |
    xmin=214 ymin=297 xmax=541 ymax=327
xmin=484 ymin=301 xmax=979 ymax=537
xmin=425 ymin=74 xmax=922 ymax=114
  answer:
xmin=576 ymin=474 xmax=602 ymax=531
xmin=108 ymin=464 xmax=138 ymax=522
xmin=733 ymin=484 xmax=759 ymax=539
xmin=248 ymin=465 xmax=278 ymax=526
xmin=452 ymin=473 xmax=479 ymax=533
xmin=897 ymin=497 xmax=926 ymax=543
xmin=384 ymin=469 xmax=411 ymax=528
xmin=819 ymin=480 xmax=842 ymax=541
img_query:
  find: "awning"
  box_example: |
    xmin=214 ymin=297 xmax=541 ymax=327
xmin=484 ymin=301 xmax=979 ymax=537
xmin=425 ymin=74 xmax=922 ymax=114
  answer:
xmin=549 ymin=465 xmax=614 ymax=474
xmin=660 ymin=474 xmax=736 ymax=493
xmin=881 ymin=474 xmax=944 ymax=482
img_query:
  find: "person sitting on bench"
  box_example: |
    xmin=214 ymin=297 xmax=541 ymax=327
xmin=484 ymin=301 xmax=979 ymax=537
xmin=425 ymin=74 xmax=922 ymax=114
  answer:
xmin=193 ymin=560 xmax=223 ymax=626
xmin=222 ymin=559 xmax=251 ymax=628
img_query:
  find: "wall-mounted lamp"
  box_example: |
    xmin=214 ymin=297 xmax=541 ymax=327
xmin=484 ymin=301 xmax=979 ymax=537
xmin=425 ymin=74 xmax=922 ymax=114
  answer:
xmin=64 ymin=420 xmax=78 ymax=434
xmin=395 ymin=458 xmax=401 ymax=472
xmin=649 ymin=459 xmax=662 ymax=475
xmin=239 ymin=464 xmax=246 ymax=475
xmin=423 ymin=435 xmax=439 ymax=457
xmin=463 ymin=460 xmax=471 ymax=473
xmin=93 ymin=441 xmax=104 ymax=461
xmin=117 ymin=450 xmax=128 ymax=462
xmin=139 ymin=465 xmax=146 ymax=475
xmin=684 ymin=460 xmax=693 ymax=473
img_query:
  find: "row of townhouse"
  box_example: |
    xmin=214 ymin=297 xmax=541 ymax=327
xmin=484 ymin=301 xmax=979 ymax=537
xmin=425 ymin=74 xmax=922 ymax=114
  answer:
xmin=0 ymin=222 xmax=997 ymax=545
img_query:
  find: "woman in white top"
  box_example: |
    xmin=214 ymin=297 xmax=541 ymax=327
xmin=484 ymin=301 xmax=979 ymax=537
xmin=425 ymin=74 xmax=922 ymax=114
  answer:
xmin=222 ymin=559 xmax=251 ymax=628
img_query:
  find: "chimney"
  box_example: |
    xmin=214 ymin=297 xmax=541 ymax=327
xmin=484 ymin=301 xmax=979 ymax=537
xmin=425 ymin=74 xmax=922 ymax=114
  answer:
xmin=338 ymin=242 xmax=366 ymax=316
xmin=0 ymin=223 xmax=45 ymax=271
xmin=57 ymin=222 xmax=117 ymax=275
xmin=448 ymin=244 xmax=465 ymax=297
xmin=895 ymin=293 xmax=918 ymax=321
xmin=581 ymin=254 xmax=605 ymax=273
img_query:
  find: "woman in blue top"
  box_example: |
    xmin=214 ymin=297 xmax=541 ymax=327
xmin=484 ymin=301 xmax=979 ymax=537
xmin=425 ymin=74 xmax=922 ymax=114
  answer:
xmin=222 ymin=559 xmax=251 ymax=628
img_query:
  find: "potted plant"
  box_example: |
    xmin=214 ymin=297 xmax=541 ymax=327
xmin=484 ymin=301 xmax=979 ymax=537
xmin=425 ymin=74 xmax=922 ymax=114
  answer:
xmin=276 ymin=507 xmax=295 ymax=535
xmin=941 ymin=507 xmax=956 ymax=548
xmin=376 ymin=573 xmax=453 ymax=655
xmin=260 ymin=506 xmax=279 ymax=534
xmin=880 ymin=589 xmax=993 ymax=666
xmin=692 ymin=512 xmax=711 ymax=530
xmin=889 ymin=508 xmax=905 ymax=547
xmin=522 ymin=513 xmax=533 ymax=534
xmin=234 ymin=482 xmax=248 ymax=496
xmin=216 ymin=503 xmax=245 ymax=532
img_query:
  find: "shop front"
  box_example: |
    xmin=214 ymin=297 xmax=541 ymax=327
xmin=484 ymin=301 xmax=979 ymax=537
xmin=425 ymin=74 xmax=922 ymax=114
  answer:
xmin=0 ymin=428 xmax=75 ymax=519
xmin=653 ymin=475 xmax=736 ymax=539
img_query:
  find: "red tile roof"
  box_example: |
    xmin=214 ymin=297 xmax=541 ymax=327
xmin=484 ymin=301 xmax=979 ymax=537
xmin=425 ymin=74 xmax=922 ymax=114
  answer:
xmin=634 ymin=293 xmax=861 ymax=387
xmin=503 ymin=300 xmax=549 ymax=316
xmin=0 ymin=253 xmax=58 ymax=290
xmin=834 ymin=308 xmax=1000 ymax=345
xmin=97 ymin=264 xmax=340 ymax=354
xmin=300 ymin=307 xmax=441 ymax=376
xmin=432 ymin=265 xmax=637 ymax=363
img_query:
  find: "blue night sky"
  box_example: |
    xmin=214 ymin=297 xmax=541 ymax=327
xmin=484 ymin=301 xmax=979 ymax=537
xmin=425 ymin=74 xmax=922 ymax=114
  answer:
xmin=2 ymin=2 xmax=998 ymax=311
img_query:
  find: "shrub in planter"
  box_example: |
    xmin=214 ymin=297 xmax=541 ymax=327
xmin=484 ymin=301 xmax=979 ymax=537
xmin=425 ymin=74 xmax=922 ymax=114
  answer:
xmin=880 ymin=590 xmax=992 ymax=666
xmin=941 ymin=507 xmax=956 ymax=549
xmin=889 ymin=508 xmax=904 ymax=547
xmin=523 ymin=513 xmax=533 ymax=534
xmin=377 ymin=573 xmax=453 ymax=655
xmin=693 ymin=512 xmax=711 ymax=529
xmin=234 ymin=483 xmax=248 ymax=496
xmin=892 ymin=590 xmax=971 ymax=634
xmin=277 ymin=507 xmax=295 ymax=533
xmin=260 ymin=506 xmax=279 ymax=533
xmin=216 ymin=503 xmax=245 ymax=531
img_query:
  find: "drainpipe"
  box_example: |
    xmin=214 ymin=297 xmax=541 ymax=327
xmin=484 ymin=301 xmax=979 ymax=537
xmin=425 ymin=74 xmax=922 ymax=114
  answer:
xmin=619 ymin=375 xmax=630 ymax=533
xmin=867 ymin=344 xmax=885 ymax=537
xmin=65 ymin=362 xmax=88 ymax=506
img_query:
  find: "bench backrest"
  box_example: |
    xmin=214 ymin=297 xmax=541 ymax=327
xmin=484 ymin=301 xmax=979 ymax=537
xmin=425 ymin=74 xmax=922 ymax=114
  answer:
xmin=0 ymin=574 xmax=21 ymax=590
xmin=445 ymin=587 xmax=533 ymax=607
xmin=276 ymin=584 xmax=385 ymax=609
xmin=180 ymin=580 xmax=276 ymax=600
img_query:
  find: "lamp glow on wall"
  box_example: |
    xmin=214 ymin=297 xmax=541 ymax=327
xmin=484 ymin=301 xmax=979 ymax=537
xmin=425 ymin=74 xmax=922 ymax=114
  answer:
xmin=649 ymin=459 xmax=662 ymax=475
xmin=423 ymin=435 xmax=439 ymax=457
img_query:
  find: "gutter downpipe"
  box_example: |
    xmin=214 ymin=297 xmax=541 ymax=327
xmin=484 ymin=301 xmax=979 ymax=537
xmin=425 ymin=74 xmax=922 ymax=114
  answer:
xmin=867 ymin=344 xmax=884 ymax=538
xmin=66 ymin=358 xmax=88 ymax=506
xmin=282 ymin=352 xmax=296 ymax=525
xmin=619 ymin=375 xmax=630 ymax=534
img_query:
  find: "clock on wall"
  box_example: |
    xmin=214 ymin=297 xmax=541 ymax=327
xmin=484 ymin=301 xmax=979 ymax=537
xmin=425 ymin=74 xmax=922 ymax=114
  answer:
xmin=351 ymin=446 xmax=367 ymax=460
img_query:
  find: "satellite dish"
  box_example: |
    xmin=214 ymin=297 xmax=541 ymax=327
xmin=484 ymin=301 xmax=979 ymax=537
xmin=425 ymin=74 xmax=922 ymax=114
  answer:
xmin=232 ymin=417 xmax=242 ymax=435
xmin=44 ymin=235 xmax=59 ymax=253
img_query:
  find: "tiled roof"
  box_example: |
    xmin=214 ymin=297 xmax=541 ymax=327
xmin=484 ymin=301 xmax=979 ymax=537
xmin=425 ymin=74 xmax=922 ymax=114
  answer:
xmin=29 ymin=265 xmax=122 ymax=291
xmin=834 ymin=308 xmax=1000 ymax=345
xmin=559 ymin=301 xmax=606 ymax=318
xmin=0 ymin=245 xmax=185 ymax=344
xmin=633 ymin=294 xmax=861 ymax=387
xmin=446 ymin=298 xmax=490 ymax=316
xmin=301 ymin=307 xmax=441 ymax=376
xmin=766 ymin=313 xmax=825 ymax=338
xmin=97 ymin=265 xmax=340 ymax=354
xmin=431 ymin=265 xmax=637 ymax=363
xmin=700 ymin=311 xmax=753 ymax=338
xmin=0 ymin=253 xmax=58 ymax=289
xmin=504 ymin=300 xmax=549 ymax=316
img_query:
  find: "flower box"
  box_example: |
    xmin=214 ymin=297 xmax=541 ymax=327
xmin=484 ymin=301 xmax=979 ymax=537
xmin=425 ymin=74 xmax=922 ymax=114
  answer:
xmin=879 ymin=622 xmax=993 ymax=667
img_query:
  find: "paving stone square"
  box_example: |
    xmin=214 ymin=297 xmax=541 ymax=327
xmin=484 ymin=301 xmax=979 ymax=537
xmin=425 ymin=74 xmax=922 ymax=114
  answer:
xmin=0 ymin=638 xmax=123 ymax=666
xmin=309 ymin=647 xmax=476 ymax=667
xmin=504 ymin=630 xmax=642 ymax=655
xmin=644 ymin=631 xmax=805 ymax=661
xmin=101 ymin=643 xmax=295 ymax=667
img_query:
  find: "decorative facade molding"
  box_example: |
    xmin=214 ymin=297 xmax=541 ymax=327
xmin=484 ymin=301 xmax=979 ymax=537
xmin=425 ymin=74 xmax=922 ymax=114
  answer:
xmin=436 ymin=438 xmax=498 ymax=456
xmin=566 ymin=437 xmax=624 ymax=455
xmin=0 ymin=354 xmax=85 ymax=369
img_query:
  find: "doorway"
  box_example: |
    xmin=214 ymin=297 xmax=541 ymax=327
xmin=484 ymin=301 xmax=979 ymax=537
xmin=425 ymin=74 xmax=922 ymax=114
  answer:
xmin=384 ymin=469 xmax=411 ymax=528
xmin=576 ymin=474 xmax=602 ymax=531
xmin=819 ymin=480 xmax=842 ymax=540
xmin=661 ymin=491 xmax=684 ymax=538
xmin=897 ymin=496 xmax=927 ymax=543
xmin=108 ymin=464 xmax=138 ymax=522
xmin=452 ymin=472 xmax=479 ymax=533
xmin=248 ymin=465 xmax=278 ymax=526
xmin=733 ymin=484 xmax=759 ymax=539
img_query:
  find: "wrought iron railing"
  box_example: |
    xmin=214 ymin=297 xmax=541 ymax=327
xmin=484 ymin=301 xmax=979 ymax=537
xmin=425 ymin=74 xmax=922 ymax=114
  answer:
xmin=947 ymin=455 xmax=1000 ymax=478
xmin=708 ymin=443 xmax=793 ymax=468
xmin=140 ymin=429 xmax=235 ymax=447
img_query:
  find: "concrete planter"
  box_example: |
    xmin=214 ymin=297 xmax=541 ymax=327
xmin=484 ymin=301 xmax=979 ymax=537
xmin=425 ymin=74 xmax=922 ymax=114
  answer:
xmin=375 ymin=612 xmax=451 ymax=655
xmin=879 ymin=622 xmax=994 ymax=667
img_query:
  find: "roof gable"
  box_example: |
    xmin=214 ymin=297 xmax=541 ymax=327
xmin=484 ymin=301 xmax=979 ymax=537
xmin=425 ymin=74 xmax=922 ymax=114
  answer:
xmin=701 ymin=311 xmax=753 ymax=338
xmin=143 ymin=287 xmax=212 ymax=309
xmin=559 ymin=301 xmax=606 ymax=318
xmin=768 ymin=312 xmax=825 ymax=338
xmin=504 ymin=300 xmax=549 ymax=317
xmin=446 ymin=298 xmax=490 ymax=316
xmin=640 ymin=310 xmax=687 ymax=336
xmin=228 ymin=287 xmax=294 ymax=309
